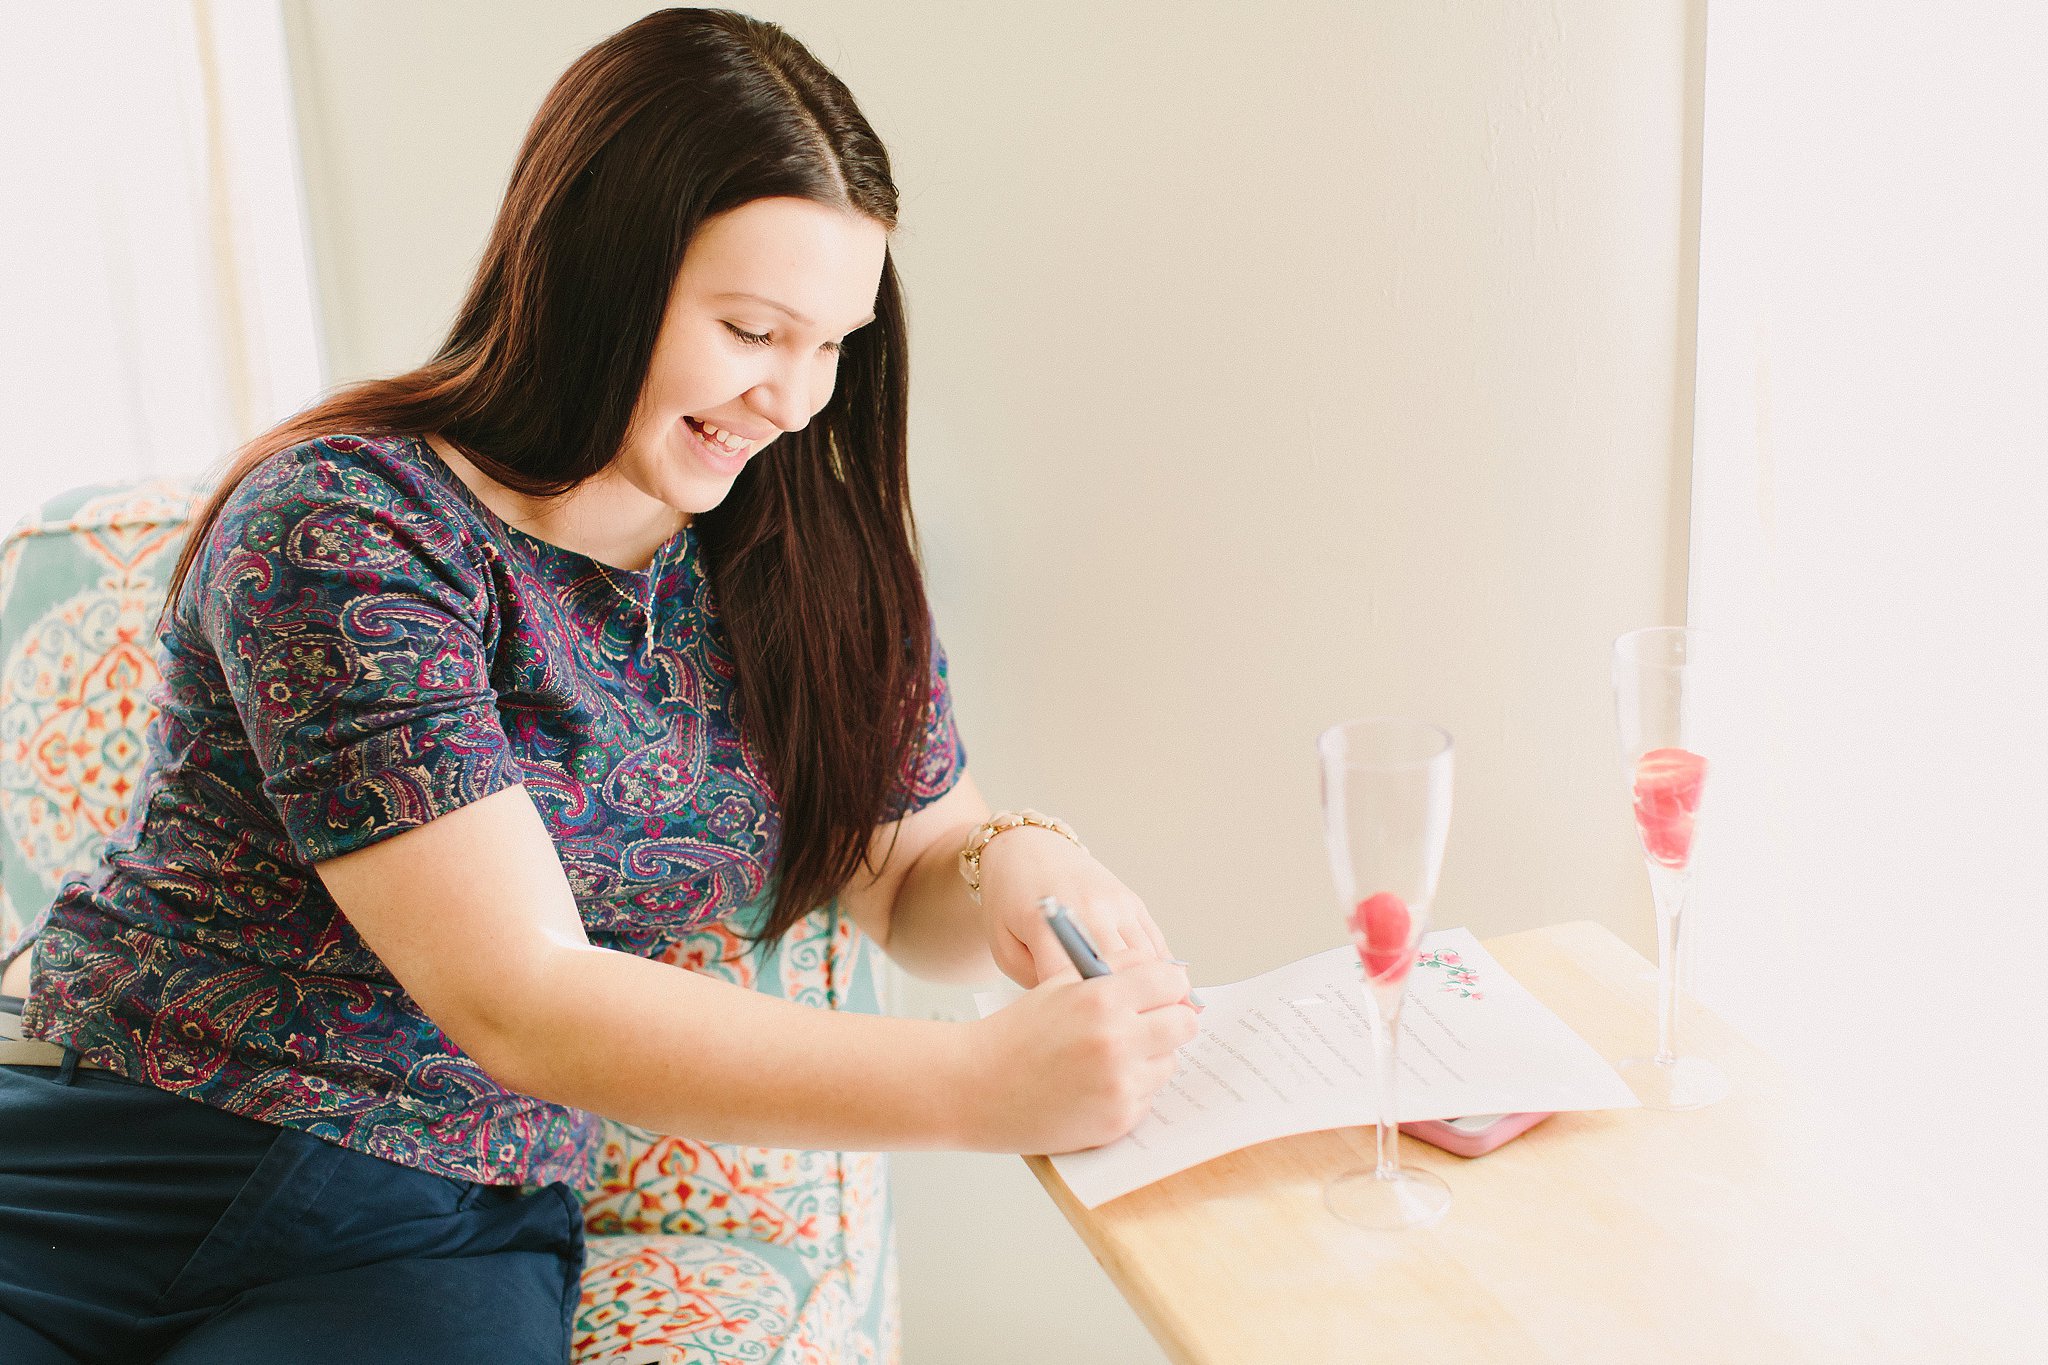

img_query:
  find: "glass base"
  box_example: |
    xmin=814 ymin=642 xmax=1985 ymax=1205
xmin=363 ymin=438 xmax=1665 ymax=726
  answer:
xmin=1617 ymin=1054 xmax=1729 ymax=1111
xmin=1322 ymin=1164 xmax=1452 ymax=1230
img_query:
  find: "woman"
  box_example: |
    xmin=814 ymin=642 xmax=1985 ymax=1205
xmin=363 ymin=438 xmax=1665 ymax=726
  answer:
xmin=0 ymin=9 xmax=1197 ymax=1362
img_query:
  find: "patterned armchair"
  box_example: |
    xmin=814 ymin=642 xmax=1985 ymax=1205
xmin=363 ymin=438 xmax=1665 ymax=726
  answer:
xmin=0 ymin=482 xmax=900 ymax=1364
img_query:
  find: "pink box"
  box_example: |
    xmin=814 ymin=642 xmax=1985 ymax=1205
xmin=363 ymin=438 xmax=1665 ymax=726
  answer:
xmin=1399 ymin=1111 xmax=1552 ymax=1157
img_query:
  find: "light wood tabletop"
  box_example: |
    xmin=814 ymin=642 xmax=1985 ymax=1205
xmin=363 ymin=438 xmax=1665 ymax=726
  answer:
xmin=1024 ymin=920 xmax=2015 ymax=1364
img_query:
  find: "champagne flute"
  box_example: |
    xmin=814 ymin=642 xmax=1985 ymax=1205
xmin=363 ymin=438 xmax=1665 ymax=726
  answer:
xmin=1316 ymin=717 xmax=1454 ymax=1231
xmin=1612 ymin=627 xmax=1730 ymax=1110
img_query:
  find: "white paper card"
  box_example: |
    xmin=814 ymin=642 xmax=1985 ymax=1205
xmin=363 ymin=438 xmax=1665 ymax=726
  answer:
xmin=973 ymin=928 xmax=1639 ymax=1209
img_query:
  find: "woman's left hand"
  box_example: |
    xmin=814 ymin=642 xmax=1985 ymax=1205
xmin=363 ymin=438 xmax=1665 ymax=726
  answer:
xmin=974 ymin=826 xmax=1180 ymax=988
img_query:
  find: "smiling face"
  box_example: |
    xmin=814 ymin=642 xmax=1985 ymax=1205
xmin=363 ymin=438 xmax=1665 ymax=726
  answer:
xmin=613 ymin=195 xmax=889 ymax=521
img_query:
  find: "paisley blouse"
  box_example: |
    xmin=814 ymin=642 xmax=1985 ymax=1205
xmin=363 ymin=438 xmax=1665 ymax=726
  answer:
xmin=20 ymin=434 xmax=964 ymax=1185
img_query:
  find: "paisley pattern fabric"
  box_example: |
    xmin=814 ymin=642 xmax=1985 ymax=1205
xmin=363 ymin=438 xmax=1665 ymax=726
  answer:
xmin=573 ymin=897 xmax=898 ymax=1363
xmin=0 ymin=482 xmax=199 ymax=948
xmin=16 ymin=434 xmax=963 ymax=1186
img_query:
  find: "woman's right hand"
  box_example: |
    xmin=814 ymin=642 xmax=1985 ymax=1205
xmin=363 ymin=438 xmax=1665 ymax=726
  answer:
xmin=956 ymin=950 xmax=1200 ymax=1154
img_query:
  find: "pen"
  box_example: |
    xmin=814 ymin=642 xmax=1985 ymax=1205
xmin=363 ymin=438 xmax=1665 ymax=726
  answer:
xmin=1039 ymin=897 xmax=1205 ymax=1007
xmin=1040 ymin=896 xmax=1111 ymax=978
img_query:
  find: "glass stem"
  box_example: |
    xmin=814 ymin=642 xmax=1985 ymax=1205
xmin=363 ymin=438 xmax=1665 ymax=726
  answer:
xmin=1369 ymin=987 xmax=1403 ymax=1179
xmin=1648 ymin=862 xmax=1692 ymax=1066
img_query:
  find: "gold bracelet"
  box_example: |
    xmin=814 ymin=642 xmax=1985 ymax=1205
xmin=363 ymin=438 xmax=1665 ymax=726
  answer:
xmin=957 ymin=809 xmax=1085 ymax=904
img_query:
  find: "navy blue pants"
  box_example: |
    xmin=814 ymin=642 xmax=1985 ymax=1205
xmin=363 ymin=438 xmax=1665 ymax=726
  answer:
xmin=0 ymin=1058 xmax=584 ymax=1363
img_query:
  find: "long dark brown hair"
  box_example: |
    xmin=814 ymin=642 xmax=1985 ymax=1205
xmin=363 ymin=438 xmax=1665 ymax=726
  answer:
xmin=165 ymin=7 xmax=932 ymax=944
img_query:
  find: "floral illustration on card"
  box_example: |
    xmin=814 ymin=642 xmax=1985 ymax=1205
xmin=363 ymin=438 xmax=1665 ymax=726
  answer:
xmin=1415 ymin=948 xmax=1483 ymax=999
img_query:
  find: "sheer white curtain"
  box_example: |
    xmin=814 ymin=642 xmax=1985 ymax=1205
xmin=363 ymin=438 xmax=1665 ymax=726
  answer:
xmin=1689 ymin=0 xmax=2047 ymax=1281
xmin=0 ymin=1 xmax=323 ymax=523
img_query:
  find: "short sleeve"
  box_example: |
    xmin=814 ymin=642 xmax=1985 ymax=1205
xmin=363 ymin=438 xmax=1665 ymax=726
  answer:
xmin=194 ymin=442 xmax=520 ymax=863
xmin=885 ymin=628 xmax=967 ymax=820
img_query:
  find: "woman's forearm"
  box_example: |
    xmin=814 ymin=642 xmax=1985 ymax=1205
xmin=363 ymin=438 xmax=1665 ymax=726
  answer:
xmin=487 ymin=941 xmax=984 ymax=1151
xmin=879 ymin=815 xmax=1006 ymax=985
xmin=880 ymin=808 xmax=1103 ymax=986
xmin=318 ymin=786 xmax=994 ymax=1153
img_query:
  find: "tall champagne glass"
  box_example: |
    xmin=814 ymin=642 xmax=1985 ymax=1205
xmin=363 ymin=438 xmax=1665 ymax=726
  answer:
xmin=1612 ymin=627 xmax=1730 ymax=1110
xmin=1317 ymin=717 xmax=1454 ymax=1230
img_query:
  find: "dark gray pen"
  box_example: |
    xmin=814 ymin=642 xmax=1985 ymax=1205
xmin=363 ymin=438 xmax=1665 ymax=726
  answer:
xmin=1040 ymin=896 xmax=1112 ymax=978
xmin=1040 ymin=897 xmax=1205 ymax=1006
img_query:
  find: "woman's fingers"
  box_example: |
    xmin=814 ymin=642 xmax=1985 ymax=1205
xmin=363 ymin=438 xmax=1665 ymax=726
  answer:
xmin=1014 ymin=905 xmax=1138 ymax=986
xmin=1099 ymin=960 xmax=1193 ymax=1014
xmin=1101 ymin=896 xmax=1174 ymax=966
xmin=1080 ymin=912 xmax=1131 ymax=958
xmin=1025 ymin=892 xmax=1187 ymax=996
xmin=1138 ymin=999 xmax=1201 ymax=1058
xmin=1075 ymin=896 xmax=1162 ymax=963
xmin=1093 ymin=912 xmax=1202 ymax=1006
xmin=1136 ymin=913 xmax=1173 ymax=963
xmin=1016 ymin=917 xmax=1083 ymax=986
xmin=1098 ymin=943 xmax=1157 ymax=973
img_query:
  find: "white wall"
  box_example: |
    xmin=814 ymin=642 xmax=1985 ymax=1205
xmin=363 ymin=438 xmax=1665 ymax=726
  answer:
xmin=0 ymin=2 xmax=321 ymax=534
xmin=282 ymin=3 xmax=1701 ymax=1359
xmin=1688 ymin=0 xmax=2048 ymax=1293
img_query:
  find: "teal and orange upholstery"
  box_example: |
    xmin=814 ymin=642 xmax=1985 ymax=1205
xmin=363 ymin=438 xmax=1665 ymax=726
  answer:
xmin=0 ymin=481 xmax=900 ymax=1364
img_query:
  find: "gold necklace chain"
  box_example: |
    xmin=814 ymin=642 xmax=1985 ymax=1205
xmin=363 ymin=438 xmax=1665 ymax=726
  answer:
xmin=588 ymin=512 xmax=686 ymax=619
xmin=590 ymin=561 xmax=653 ymax=618
xmin=590 ymin=561 xmax=658 ymax=667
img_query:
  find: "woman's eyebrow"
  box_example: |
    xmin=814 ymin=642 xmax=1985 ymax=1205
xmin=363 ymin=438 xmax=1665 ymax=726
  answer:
xmin=712 ymin=291 xmax=876 ymax=331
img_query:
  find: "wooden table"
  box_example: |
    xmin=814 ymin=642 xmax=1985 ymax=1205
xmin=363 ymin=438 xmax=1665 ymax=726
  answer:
xmin=1025 ymin=921 xmax=2015 ymax=1364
